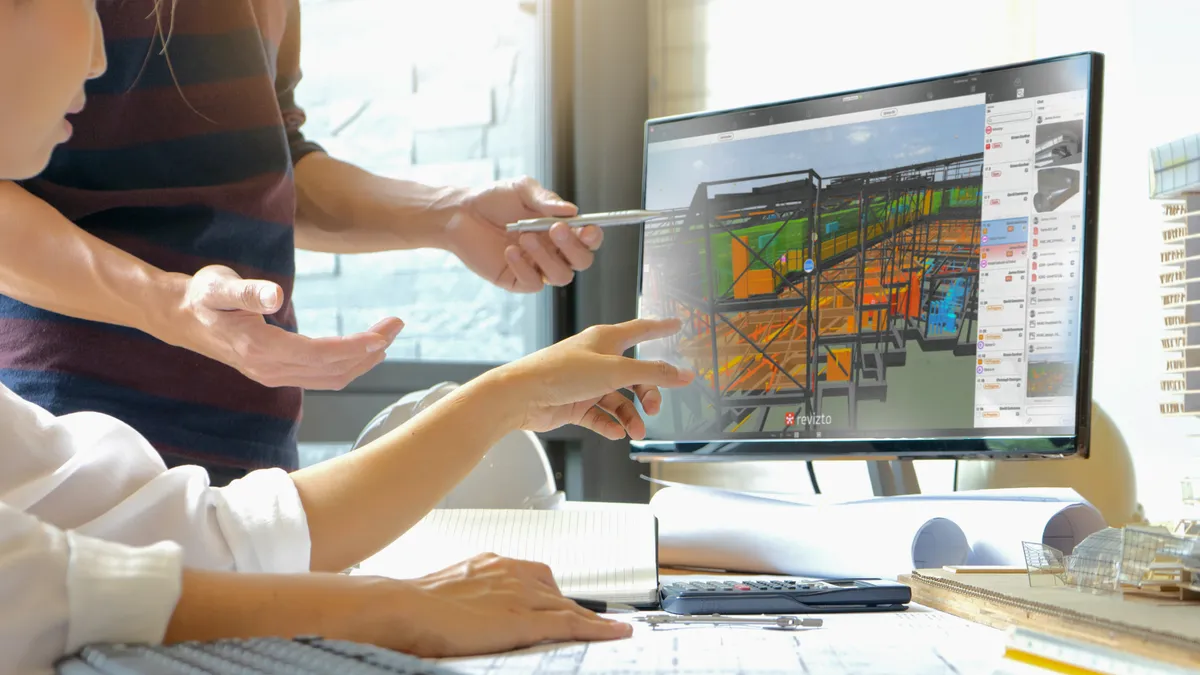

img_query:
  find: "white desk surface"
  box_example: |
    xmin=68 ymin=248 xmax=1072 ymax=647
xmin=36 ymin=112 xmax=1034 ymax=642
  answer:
xmin=440 ymin=603 xmax=1014 ymax=675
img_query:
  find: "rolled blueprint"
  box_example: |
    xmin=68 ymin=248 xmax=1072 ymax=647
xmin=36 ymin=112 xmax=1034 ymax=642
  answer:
xmin=841 ymin=488 xmax=1106 ymax=564
xmin=650 ymin=486 xmax=969 ymax=578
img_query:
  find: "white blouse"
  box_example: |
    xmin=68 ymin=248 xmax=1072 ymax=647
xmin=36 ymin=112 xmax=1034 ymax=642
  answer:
xmin=0 ymin=383 xmax=312 ymax=674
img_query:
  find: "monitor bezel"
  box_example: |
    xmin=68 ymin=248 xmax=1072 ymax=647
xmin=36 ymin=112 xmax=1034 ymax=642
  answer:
xmin=631 ymin=51 xmax=1104 ymax=462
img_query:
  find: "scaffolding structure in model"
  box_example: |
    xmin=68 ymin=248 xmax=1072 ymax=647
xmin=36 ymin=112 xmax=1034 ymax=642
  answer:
xmin=641 ymin=152 xmax=984 ymax=435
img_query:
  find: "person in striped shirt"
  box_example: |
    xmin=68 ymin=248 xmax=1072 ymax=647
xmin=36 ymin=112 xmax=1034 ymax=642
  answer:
xmin=1 ymin=3 xmax=691 ymax=669
xmin=0 ymin=0 xmax=603 ymax=485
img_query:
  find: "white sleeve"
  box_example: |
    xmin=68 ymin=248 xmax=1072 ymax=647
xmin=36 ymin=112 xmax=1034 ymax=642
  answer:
xmin=1 ymin=384 xmax=311 ymax=575
xmin=0 ymin=501 xmax=182 ymax=675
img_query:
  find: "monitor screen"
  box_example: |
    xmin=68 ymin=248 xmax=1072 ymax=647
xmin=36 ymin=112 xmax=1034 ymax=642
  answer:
xmin=633 ymin=52 xmax=1101 ymax=460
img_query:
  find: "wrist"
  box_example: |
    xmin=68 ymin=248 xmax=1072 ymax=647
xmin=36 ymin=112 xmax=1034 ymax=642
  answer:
xmin=425 ymin=185 xmax=473 ymax=250
xmin=167 ymin=570 xmax=382 ymax=645
xmin=348 ymin=579 xmax=433 ymax=652
xmin=139 ymin=271 xmax=192 ymax=348
xmin=459 ymin=366 xmax=532 ymax=431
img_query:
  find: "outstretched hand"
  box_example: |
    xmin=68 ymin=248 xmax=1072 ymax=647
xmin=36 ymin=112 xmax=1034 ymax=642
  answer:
xmin=443 ymin=177 xmax=603 ymax=292
xmin=493 ymin=318 xmax=694 ymax=440
xmin=173 ymin=265 xmax=404 ymax=389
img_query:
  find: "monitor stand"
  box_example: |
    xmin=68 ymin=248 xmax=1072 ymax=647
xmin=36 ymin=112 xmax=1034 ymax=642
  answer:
xmin=867 ymin=460 xmax=920 ymax=497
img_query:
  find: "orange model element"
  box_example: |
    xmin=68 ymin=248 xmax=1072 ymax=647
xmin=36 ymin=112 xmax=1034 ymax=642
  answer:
xmin=827 ymin=348 xmax=851 ymax=381
xmin=731 ymin=236 xmax=750 ymax=298
xmin=731 ymin=236 xmax=779 ymax=298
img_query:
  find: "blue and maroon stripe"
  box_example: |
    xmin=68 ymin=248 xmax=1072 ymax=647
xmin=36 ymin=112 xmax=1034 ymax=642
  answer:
xmin=3 ymin=0 xmax=320 ymax=471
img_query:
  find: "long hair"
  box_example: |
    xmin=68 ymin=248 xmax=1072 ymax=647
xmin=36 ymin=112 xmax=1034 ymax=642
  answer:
xmin=134 ymin=0 xmax=211 ymax=120
xmin=152 ymin=0 xmax=178 ymax=47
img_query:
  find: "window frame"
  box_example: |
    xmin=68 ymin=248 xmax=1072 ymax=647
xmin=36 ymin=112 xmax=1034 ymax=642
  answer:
xmin=298 ymin=0 xmax=655 ymax=504
xmin=297 ymin=0 xmax=568 ymax=446
xmin=297 ymin=0 xmax=560 ymax=446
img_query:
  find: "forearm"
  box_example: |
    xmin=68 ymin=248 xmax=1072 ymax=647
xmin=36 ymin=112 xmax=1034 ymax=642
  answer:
xmin=164 ymin=569 xmax=399 ymax=644
xmin=0 ymin=181 xmax=185 ymax=336
xmin=293 ymin=152 xmax=467 ymax=254
xmin=290 ymin=372 xmax=521 ymax=573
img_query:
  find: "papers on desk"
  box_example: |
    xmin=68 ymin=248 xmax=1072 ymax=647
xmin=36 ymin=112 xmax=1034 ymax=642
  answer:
xmin=441 ymin=606 xmax=1008 ymax=675
xmin=354 ymin=507 xmax=659 ymax=605
xmin=649 ymin=485 xmax=1105 ymax=578
xmin=855 ymin=488 xmax=1107 ymax=567
xmin=650 ymin=485 xmax=968 ymax=578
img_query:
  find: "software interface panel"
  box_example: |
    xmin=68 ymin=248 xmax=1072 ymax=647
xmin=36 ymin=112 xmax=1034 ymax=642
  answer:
xmin=637 ymin=55 xmax=1094 ymax=443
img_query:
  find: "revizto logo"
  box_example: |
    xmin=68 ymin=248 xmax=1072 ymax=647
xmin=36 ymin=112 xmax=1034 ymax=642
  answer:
xmin=784 ymin=412 xmax=833 ymax=426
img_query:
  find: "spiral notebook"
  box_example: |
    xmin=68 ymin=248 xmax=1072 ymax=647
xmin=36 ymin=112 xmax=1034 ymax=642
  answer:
xmin=355 ymin=506 xmax=660 ymax=605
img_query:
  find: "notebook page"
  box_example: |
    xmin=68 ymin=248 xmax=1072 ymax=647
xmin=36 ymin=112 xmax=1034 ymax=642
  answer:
xmin=355 ymin=508 xmax=658 ymax=603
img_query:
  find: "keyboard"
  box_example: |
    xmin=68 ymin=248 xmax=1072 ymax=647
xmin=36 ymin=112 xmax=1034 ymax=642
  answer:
xmin=659 ymin=577 xmax=911 ymax=615
xmin=56 ymin=636 xmax=462 ymax=674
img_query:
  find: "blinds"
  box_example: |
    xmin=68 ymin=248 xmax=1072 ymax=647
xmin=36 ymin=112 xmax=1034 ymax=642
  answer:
xmin=1153 ymin=134 xmax=1200 ymax=416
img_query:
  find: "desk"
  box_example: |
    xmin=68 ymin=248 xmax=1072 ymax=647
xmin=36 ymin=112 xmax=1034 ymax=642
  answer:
xmin=437 ymin=569 xmax=1012 ymax=675
xmin=441 ymin=605 xmax=1008 ymax=674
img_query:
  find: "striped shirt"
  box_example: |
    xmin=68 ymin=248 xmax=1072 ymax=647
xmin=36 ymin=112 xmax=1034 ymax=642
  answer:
xmin=2 ymin=0 xmax=321 ymax=472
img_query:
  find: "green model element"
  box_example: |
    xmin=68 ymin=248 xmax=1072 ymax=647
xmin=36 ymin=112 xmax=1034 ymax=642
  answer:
xmin=702 ymin=186 xmax=980 ymax=297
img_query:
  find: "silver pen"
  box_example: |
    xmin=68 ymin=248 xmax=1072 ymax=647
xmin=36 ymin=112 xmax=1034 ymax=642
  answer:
xmin=637 ymin=614 xmax=823 ymax=629
xmin=506 ymin=209 xmax=665 ymax=233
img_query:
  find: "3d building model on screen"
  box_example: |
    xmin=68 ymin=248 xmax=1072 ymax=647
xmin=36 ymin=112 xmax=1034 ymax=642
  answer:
xmin=641 ymin=153 xmax=984 ymax=439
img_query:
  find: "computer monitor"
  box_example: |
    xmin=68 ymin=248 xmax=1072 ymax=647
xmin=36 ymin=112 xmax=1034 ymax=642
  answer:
xmin=632 ymin=52 xmax=1102 ymax=461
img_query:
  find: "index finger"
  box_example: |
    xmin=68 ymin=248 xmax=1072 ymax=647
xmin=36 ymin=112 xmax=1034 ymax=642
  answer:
xmin=517 ymin=179 xmax=578 ymax=218
xmin=604 ymin=355 xmax=695 ymax=392
xmin=607 ymin=318 xmax=684 ymax=353
xmin=525 ymin=610 xmax=632 ymax=646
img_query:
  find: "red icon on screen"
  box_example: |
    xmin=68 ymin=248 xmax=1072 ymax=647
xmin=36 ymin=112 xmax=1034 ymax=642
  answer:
xmin=784 ymin=412 xmax=796 ymax=427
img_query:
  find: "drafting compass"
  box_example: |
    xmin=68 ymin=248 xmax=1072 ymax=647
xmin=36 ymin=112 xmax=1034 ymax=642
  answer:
xmin=636 ymin=614 xmax=823 ymax=630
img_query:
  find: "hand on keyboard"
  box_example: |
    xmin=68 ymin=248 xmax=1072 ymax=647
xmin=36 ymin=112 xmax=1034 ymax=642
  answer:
xmin=354 ymin=553 xmax=633 ymax=657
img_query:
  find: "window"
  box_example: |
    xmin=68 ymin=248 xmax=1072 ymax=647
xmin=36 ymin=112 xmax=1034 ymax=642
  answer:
xmin=292 ymin=0 xmax=550 ymax=364
xmin=1028 ymin=0 xmax=1200 ymax=520
xmin=292 ymin=0 xmax=554 ymax=465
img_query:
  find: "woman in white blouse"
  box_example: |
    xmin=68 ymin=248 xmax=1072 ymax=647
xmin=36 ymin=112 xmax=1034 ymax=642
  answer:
xmin=0 ymin=1 xmax=692 ymax=672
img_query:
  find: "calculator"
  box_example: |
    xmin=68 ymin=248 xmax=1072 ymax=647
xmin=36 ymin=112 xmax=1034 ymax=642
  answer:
xmin=659 ymin=578 xmax=911 ymax=615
